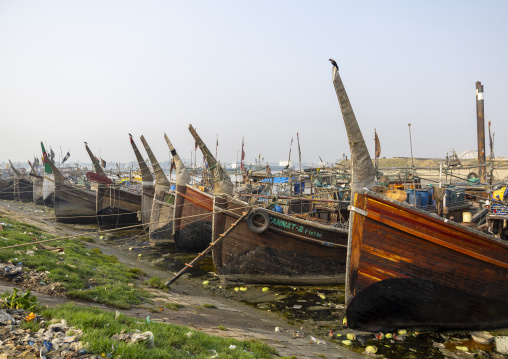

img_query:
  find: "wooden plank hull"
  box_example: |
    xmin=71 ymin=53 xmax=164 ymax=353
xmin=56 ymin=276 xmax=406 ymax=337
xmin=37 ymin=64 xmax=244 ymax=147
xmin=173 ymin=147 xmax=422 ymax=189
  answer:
xmin=141 ymin=186 xmax=154 ymax=232
xmin=96 ymin=185 xmax=141 ymax=229
xmin=148 ymin=187 xmax=174 ymax=245
xmin=0 ymin=179 xmax=15 ymax=200
xmin=54 ymin=182 xmax=97 ymax=224
xmin=42 ymin=174 xmax=55 ymax=205
xmin=15 ymin=178 xmax=33 ymax=203
xmin=212 ymin=196 xmax=348 ymax=285
xmin=346 ymin=191 xmax=508 ymax=331
xmin=173 ymin=185 xmax=213 ymax=252
xmin=32 ymin=176 xmax=44 ymax=204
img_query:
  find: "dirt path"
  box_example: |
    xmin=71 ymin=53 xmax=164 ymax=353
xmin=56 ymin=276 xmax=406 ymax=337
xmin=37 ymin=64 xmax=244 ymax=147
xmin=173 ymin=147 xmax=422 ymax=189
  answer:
xmin=0 ymin=200 xmax=365 ymax=359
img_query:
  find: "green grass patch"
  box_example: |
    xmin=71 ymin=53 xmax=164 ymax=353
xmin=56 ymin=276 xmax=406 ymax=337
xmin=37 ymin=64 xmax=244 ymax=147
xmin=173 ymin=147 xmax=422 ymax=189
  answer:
xmin=41 ymin=303 xmax=277 ymax=358
xmin=0 ymin=215 xmax=149 ymax=309
xmin=218 ymin=325 xmax=227 ymax=331
xmin=202 ymin=304 xmax=217 ymax=309
xmin=164 ymin=303 xmax=184 ymax=311
xmin=145 ymin=276 xmax=168 ymax=290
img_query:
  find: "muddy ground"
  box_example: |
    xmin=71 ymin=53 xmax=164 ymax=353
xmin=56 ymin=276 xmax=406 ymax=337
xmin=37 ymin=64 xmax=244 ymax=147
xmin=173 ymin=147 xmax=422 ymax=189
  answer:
xmin=1 ymin=200 xmax=508 ymax=359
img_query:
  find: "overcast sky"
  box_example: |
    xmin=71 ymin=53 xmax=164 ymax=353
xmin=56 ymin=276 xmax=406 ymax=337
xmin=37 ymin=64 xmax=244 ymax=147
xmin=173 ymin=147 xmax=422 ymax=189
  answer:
xmin=1 ymin=1 xmax=507 ymax=166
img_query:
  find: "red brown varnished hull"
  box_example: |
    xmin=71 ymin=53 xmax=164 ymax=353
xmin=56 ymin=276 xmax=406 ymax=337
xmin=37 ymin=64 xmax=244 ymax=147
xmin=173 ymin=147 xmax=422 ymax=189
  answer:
xmin=212 ymin=196 xmax=348 ymax=285
xmin=173 ymin=185 xmax=213 ymax=252
xmin=346 ymin=190 xmax=508 ymax=331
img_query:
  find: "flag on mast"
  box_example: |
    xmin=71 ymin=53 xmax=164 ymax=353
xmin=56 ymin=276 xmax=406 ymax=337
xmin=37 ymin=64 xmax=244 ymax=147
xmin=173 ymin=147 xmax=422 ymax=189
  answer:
xmin=62 ymin=151 xmax=71 ymax=163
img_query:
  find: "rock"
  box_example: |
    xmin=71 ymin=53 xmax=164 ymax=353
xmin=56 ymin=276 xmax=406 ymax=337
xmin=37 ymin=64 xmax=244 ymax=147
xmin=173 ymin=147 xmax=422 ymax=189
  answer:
xmin=495 ymin=336 xmax=508 ymax=354
xmin=0 ymin=310 xmax=15 ymax=325
xmin=471 ymin=331 xmax=494 ymax=345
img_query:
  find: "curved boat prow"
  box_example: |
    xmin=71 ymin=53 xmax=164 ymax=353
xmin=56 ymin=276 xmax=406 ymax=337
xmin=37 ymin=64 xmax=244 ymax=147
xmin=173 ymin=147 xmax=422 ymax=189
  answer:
xmin=139 ymin=136 xmax=171 ymax=189
xmin=164 ymin=133 xmax=190 ymax=186
xmin=188 ymin=124 xmax=233 ymax=195
xmin=84 ymin=143 xmax=107 ymax=177
xmin=129 ymin=134 xmax=153 ymax=187
xmin=332 ymin=67 xmax=375 ymax=193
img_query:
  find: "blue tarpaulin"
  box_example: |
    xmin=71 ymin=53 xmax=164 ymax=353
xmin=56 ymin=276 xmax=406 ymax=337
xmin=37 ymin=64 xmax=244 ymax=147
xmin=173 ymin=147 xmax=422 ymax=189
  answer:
xmin=259 ymin=177 xmax=295 ymax=184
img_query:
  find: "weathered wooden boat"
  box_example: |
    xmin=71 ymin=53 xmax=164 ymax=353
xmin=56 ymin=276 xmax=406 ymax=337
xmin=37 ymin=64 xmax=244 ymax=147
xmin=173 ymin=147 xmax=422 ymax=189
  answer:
xmin=129 ymin=134 xmax=154 ymax=232
xmin=84 ymin=143 xmax=141 ymax=229
xmin=46 ymin=160 xmax=97 ymax=224
xmin=9 ymin=160 xmax=33 ymax=203
xmin=41 ymin=142 xmax=55 ymax=206
xmin=212 ymin=195 xmax=349 ymax=285
xmin=178 ymin=125 xmax=231 ymax=253
xmin=139 ymin=135 xmax=173 ymax=246
xmin=28 ymin=161 xmax=44 ymax=205
xmin=189 ymin=125 xmax=348 ymax=285
xmin=332 ymin=66 xmax=508 ymax=330
xmin=0 ymin=177 xmax=15 ymax=200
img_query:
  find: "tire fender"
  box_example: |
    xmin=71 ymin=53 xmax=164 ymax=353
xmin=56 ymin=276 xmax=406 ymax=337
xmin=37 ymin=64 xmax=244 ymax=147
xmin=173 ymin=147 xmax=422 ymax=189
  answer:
xmin=246 ymin=208 xmax=270 ymax=234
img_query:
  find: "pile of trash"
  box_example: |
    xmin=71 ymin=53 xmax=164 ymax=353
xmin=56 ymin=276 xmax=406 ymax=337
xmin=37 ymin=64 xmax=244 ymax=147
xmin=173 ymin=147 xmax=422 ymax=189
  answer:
xmin=0 ymin=261 xmax=65 ymax=296
xmin=0 ymin=309 xmax=92 ymax=358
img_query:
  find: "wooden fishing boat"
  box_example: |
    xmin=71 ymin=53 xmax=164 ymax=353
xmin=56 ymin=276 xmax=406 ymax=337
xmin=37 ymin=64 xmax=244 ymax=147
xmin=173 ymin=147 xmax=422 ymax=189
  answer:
xmin=0 ymin=177 xmax=15 ymax=200
xmin=129 ymin=134 xmax=154 ymax=232
xmin=41 ymin=143 xmax=55 ymax=206
xmin=139 ymin=136 xmax=174 ymax=246
xmin=46 ymin=159 xmax=97 ymax=224
xmin=332 ymin=66 xmax=508 ymax=331
xmin=9 ymin=160 xmax=33 ymax=203
xmin=212 ymin=195 xmax=349 ymax=285
xmin=177 ymin=125 xmax=232 ymax=253
xmin=188 ymin=124 xmax=350 ymax=285
xmin=84 ymin=143 xmax=141 ymax=229
xmin=28 ymin=161 xmax=44 ymax=205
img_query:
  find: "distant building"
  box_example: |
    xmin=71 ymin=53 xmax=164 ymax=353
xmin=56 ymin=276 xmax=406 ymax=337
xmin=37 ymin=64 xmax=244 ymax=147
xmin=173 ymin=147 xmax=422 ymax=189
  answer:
xmin=457 ymin=150 xmax=477 ymax=160
xmin=278 ymin=160 xmax=293 ymax=167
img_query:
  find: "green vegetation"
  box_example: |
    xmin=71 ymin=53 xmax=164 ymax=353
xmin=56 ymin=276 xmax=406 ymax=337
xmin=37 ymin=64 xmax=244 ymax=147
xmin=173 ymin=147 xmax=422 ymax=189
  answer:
xmin=202 ymin=303 xmax=217 ymax=309
xmin=164 ymin=302 xmax=184 ymax=311
xmin=0 ymin=215 xmax=149 ymax=309
xmin=145 ymin=276 xmax=168 ymax=290
xmin=40 ymin=303 xmax=277 ymax=358
xmin=218 ymin=325 xmax=227 ymax=331
xmin=1 ymin=288 xmax=38 ymax=311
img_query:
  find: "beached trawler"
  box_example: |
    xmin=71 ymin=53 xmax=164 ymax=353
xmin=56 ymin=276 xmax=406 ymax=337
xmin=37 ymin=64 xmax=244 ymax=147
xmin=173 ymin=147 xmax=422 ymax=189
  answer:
xmin=46 ymin=159 xmax=97 ymax=224
xmin=129 ymin=134 xmax=154 ymax=232
xmin=8 ymin=160 xmax=33 ymax=203
xmin=139 ymin=135 xmax=173 ymax=245
xmin=28 ymin=160 xmax=44 ymax=205
xmin=41 ymin=143 xmax=55 ymax=206
xmin=186 ymin=125 xmax=350 ymax=285
xmin=84 ymin=143 xmax=141 ymax=229
xmin=332 ymin=65 xmax=508 ymax=330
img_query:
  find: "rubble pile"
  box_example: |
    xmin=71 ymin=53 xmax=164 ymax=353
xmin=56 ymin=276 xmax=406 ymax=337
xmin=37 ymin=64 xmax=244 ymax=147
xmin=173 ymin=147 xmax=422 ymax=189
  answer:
xmin=0 ymin=309 xmax=96 ymax=358
xmin=1 ymin=262 xmax=65 ymax=296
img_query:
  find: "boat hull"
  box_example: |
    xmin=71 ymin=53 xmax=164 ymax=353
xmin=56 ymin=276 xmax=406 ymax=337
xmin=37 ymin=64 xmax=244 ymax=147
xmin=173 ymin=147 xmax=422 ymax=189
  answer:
xmin=173 ymin=185 xmax=213 ymax=252
xmin=212 ymin=196 xmax=348 ymax=285
xmin=0 ymin=179 xmax=14 ymax=200
xmin=15 ymin=178 xmax=33 ymax=202
xmin=346 ymin=191 xmax=508 ymax=331
xmin=141 ymin=185 xmax=155 ymax=232
xmin=96 ymin=185 xmax=142 ymax=229
xmin=32 ymin=176 xmax=44 ymax=205
xmin=148 ymin=186 xmax=174 ymax=245
xmin=54 ymin=182 xmax=97 ymax=224
xmin=42 ymin=173 xmax=55 ymax=205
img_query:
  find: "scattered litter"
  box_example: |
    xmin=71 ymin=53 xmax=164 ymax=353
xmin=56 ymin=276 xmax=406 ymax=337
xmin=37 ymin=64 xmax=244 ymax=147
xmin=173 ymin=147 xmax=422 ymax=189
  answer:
xmin=274 ymin=327 xmax=281 ymax=332
xmin=365 ymin=345 xmax=378 ymax=354
xmin=471 ymin=331 xmax=494 ymax=344
xmin=495 ymin=336 xmax=508 ymax=354
xmin=228 ymin=345 xmax=236 ymax=350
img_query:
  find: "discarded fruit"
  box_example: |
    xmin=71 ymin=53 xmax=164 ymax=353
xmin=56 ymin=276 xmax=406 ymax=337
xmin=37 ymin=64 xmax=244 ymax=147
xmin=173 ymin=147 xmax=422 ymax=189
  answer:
xmin=342 ymin=340 xmax=352 ymax=346
xmin=262 ymin=287 xmax=269 ymax=292
xmin=365 ymin=345 xmax=378 ymax=354
xmin=202 ymin=280 xmax=209 ymax=285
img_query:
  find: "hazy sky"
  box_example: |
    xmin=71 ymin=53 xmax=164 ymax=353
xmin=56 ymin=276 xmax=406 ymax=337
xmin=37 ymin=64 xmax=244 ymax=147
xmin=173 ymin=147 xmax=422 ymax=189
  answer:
xmin=1 ymin=1 xmax=507 ymax=166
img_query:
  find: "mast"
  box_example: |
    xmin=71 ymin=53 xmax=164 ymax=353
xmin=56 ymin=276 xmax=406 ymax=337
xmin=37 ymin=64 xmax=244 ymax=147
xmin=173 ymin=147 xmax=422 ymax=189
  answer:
xmin=84 ymin=143 xmax=107 ymax=177
xmin=139 ymin=136 xmax=171 ymax=188
xmin=129 ymin=134 xmax=153 ymax=187
xmin=164 ymin=133 xmax=190 ymax=186
xmin=188 ymin=124 xmax=233 ymax=194
xmin=332 ymin=66 xmax=375 ymax=194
